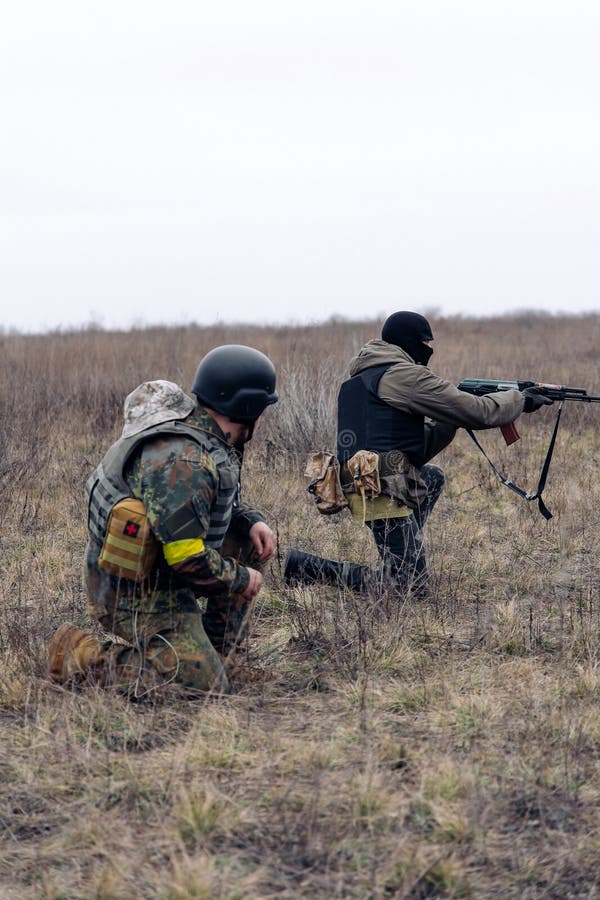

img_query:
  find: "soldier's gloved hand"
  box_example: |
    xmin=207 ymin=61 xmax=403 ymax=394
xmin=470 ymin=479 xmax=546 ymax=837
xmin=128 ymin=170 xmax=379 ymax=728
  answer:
xmin=241 ymin=567 xmax=263 ymax=602
xmin=522 ymin=387 xmax=554 ymax=413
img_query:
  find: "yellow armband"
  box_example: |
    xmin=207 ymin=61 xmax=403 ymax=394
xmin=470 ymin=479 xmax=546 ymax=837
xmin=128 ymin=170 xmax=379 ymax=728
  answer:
xmin=163 ymin=537 xmax=206 ymax=565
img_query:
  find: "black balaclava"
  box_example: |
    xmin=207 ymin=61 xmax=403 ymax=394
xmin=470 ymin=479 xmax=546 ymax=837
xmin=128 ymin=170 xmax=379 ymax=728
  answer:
xmin=381 ymin=311 xmax=434 ymax=366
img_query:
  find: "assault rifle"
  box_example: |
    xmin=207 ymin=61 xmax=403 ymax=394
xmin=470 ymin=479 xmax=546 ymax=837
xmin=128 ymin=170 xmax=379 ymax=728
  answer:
xmin=457 ymin=377 xmax=600 ymax=520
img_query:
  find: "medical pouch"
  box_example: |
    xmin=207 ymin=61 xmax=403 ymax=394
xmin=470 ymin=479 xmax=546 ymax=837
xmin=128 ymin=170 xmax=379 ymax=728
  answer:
xmin=98 ymin=497 xmax=158 ymax=582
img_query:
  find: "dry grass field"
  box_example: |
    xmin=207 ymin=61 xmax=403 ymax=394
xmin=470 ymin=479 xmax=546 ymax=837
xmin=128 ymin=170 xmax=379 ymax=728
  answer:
xmin=1 ymin=314 xmax=599 ymax=899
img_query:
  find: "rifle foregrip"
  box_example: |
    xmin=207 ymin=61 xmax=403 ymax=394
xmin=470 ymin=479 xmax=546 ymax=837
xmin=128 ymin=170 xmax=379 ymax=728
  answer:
xmin=501 ymin=421 xmax=520 ymax=446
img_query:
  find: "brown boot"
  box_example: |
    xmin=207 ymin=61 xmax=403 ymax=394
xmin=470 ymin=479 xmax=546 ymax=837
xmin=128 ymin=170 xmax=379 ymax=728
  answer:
xmin=48 ymin=623 xmax=105 ymax=684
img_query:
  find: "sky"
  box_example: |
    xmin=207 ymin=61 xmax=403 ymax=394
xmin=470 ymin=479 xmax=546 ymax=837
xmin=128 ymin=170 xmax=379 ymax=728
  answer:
xmin=1 ymin=1 xmax=599 ymax=333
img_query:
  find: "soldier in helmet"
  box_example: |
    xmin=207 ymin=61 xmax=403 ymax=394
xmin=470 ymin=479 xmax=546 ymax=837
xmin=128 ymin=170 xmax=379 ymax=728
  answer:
xmin=285 ymin=312 xmax=552 ymax=599
xmin=49 ymin=345 xmax=278 ymax=696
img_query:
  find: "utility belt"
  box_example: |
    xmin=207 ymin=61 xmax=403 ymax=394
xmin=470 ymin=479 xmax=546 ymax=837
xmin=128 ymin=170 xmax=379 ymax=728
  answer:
xmin=304 ymin=449 xmax=414 ymax=523
xmin=345 ymin=492 xmax=412 ymax=522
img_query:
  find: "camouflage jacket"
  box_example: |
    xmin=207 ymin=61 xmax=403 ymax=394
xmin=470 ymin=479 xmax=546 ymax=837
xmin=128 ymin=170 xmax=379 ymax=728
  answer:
xmin=85 ymin=400 xmax=264 ymax=617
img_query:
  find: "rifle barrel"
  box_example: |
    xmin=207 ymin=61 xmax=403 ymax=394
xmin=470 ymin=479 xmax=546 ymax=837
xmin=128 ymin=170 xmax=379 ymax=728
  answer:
xmin=458 ymin=379 xmax=600 ymax=403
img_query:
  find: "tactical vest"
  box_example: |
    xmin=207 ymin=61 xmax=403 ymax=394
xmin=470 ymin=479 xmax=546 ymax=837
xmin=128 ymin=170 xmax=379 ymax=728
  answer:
xmin=86 ymin=419 xmax=239 ymax=552
xmin=337 ymin=364 xmax=425 ymax=464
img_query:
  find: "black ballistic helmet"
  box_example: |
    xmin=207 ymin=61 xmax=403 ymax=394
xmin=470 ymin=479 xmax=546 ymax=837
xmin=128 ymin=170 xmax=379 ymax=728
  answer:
xmin=192 ymin=345 xmax=278 ymax=423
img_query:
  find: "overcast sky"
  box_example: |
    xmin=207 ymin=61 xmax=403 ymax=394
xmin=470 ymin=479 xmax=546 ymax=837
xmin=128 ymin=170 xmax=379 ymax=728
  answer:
xmin=1 ymin=1 xmax=599 ymax=333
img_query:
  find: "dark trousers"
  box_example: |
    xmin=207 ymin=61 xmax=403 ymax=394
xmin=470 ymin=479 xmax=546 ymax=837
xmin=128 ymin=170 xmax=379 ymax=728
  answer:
xmin=367 ymin=464 xmax=445 ymax=597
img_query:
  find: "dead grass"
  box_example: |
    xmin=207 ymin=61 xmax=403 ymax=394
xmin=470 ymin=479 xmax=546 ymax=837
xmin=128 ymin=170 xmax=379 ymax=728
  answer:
xmin=1 ymin=314 xmax=600 ymax=897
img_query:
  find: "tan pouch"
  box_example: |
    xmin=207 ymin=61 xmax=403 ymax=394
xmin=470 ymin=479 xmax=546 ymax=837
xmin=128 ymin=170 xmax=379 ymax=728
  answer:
xmin=346 ymin=450 xmax=381 ymax=499
xmin=304 ymin=451 xmax=349 ymax=515
xmin=98 ymin=498 xmax=158 ymax=582
xmin=345 ymin=450 xmax=382 ymax=523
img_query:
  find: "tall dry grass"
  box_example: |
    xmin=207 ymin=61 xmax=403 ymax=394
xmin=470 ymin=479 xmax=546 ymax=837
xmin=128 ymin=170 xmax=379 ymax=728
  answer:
xmin=1 ymin=314 xmax=599 ymax=898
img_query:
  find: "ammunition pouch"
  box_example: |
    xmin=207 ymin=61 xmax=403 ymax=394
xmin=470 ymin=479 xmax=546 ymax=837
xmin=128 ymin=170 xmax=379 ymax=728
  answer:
xmin=304 ymin=451 xmax=349 ymax=515
xmin=305 ymin=448 xmax=423 ymax=521
xmin=342 ymin=449 xmax=420 ymax=521
xmin=344 ymin=450 xmax=381 ymax=498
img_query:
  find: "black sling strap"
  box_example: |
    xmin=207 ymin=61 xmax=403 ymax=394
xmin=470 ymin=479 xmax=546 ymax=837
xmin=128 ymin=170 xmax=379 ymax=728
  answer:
xmin=466 ymin=402 xmax=564 ymax=520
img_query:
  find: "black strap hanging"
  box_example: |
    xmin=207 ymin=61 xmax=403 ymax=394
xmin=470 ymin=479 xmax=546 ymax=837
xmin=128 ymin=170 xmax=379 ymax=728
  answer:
xmin=466 ymin=402 xmax=564 ymax=520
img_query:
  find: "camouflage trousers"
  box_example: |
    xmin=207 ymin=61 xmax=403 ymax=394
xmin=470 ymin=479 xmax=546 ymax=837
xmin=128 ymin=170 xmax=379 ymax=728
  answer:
xmin=95 ymin=605 xmax=230 ymax=696
xmin=367 ymin=464 xmax=445 ymax=599
xmin=93 ymin=532 xmax=261 ymax=697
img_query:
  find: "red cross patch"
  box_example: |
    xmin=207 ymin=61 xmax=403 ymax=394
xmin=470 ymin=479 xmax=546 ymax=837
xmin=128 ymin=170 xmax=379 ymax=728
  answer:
xmin=123 ymin=520 xmax=140 ymax=538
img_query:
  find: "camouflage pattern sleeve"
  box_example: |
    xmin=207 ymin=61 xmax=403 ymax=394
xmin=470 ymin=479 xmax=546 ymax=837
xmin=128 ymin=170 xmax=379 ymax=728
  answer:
xmin=231 ymin=500 xmax=264 ymax=534
xmin=128 ymin=435 xmax=250 ymax=595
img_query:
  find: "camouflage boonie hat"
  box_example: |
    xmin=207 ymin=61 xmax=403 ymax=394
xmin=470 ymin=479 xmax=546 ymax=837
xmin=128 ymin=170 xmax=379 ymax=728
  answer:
xmin=121 ymin=380 xmax=195 ymax=438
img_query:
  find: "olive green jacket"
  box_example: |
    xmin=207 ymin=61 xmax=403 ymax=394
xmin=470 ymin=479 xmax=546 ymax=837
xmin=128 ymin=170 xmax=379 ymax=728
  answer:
xmin=342 ymin=340 xmax=526 ymax=511
xmin=349 ymin=340 xmax=525 ymax=465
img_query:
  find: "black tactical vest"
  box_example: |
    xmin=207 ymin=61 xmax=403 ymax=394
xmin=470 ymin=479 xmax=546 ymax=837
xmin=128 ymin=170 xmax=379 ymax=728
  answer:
xmin=336 ymin=364 xmax=425 ymax=464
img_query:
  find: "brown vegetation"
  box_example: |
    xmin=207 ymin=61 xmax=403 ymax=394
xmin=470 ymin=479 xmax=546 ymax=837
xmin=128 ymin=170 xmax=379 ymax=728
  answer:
xmin=1 ymin=314 xmax=599 ymax=898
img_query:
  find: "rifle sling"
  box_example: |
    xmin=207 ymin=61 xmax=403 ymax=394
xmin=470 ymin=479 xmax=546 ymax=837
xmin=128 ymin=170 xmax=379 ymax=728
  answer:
xmin=466 ymin=402 xmax=564 ymax=520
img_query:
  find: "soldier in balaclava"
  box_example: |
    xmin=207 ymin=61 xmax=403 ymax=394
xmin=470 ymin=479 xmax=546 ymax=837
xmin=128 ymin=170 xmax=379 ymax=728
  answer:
xmin=285 ymin=311 xmax=551 ymax=599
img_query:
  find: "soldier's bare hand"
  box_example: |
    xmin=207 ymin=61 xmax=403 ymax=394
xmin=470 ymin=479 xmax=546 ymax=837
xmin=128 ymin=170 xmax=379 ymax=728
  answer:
xmin=249 ymin=522 xmax=277 ymax=561
xmin=241 ymin=567 xmax=263 ymax=601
